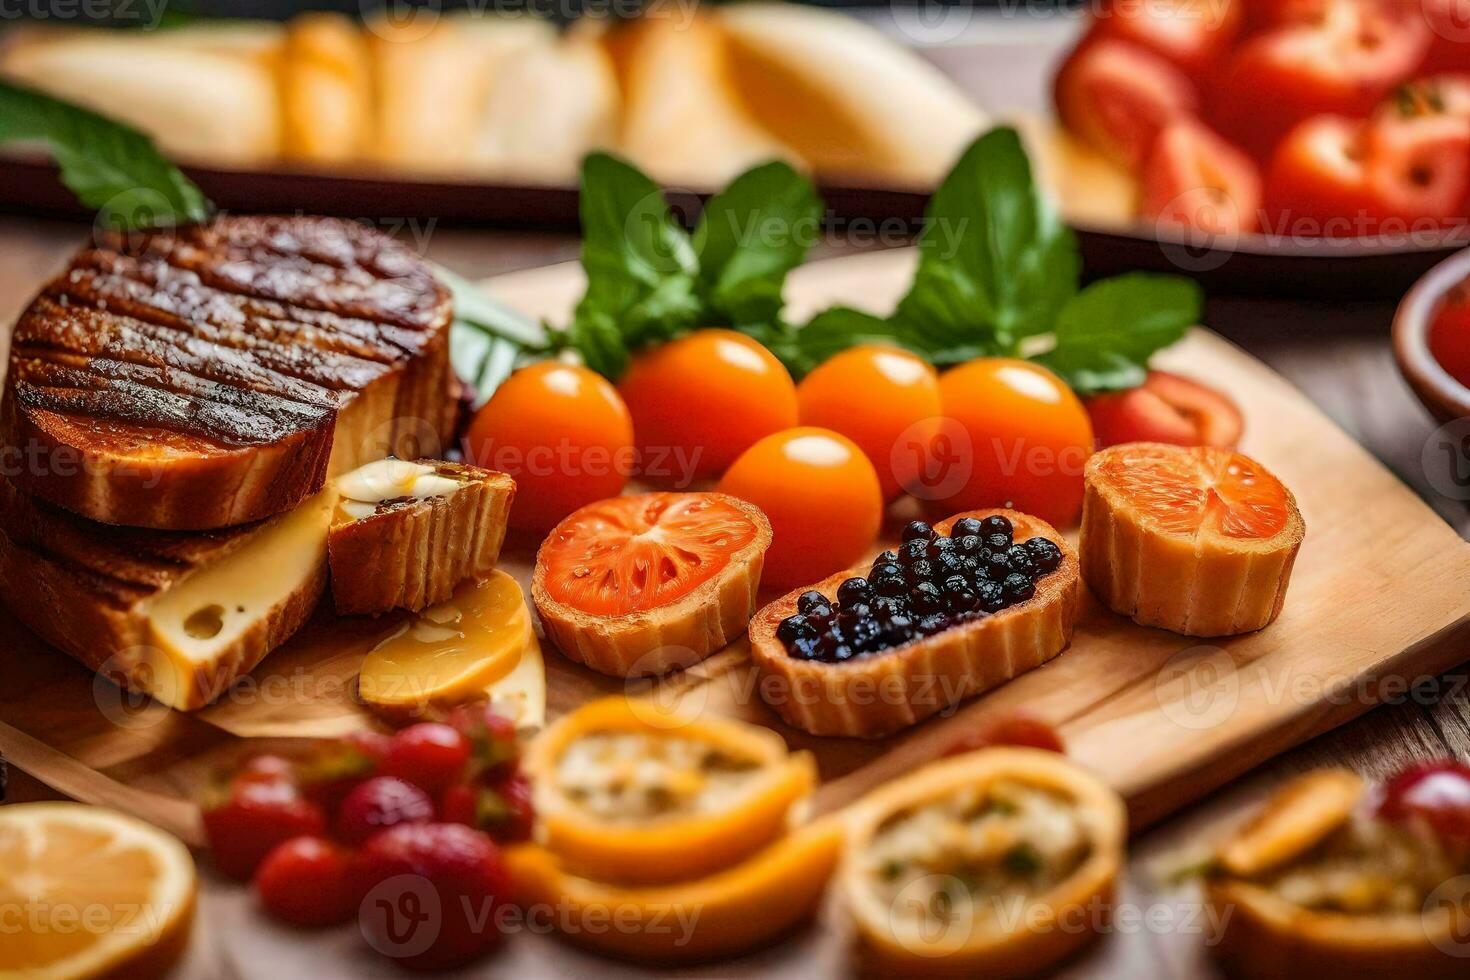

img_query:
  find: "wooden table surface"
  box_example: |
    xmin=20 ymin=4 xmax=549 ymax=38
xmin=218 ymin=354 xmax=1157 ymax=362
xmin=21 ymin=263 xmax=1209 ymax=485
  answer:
xmin=3 ymin=18 xmax=1470 ymax=980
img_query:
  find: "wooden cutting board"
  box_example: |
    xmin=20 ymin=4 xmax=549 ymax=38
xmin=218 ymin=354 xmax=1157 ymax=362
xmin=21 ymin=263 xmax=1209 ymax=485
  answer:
xmin=2 ymin=247 xmax=1468 ymax=846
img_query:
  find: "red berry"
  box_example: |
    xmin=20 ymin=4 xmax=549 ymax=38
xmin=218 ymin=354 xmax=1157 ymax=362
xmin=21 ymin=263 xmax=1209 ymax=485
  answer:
xmin=944 ymin=712 xmax=1066 ymax=758
xmin=335 ymin=776 xmax=436 ymax=847
xmin=253 ymin=836 xmax=357 ymax=927
xmin=355 ymin=823 xmax=511 ymax=970
xmin=234 ymin=754 xmax=296 ymax=787
xmin=202 ymin=779 xmax=327 ymax=880
xmin=487 ymin=773 xmax=535 ymax=844
xmin=449 ymin=704 xmax=520 ymax=781
xmin=346 ymin=730 xmax=394 ymax=764
xmin=1377 ymin=759 xmax=1470 ymax=842
xmin=439 ymin=774 xmax=535 ymax=843
xmin=382 ymin=723 xmax=471 ymax=794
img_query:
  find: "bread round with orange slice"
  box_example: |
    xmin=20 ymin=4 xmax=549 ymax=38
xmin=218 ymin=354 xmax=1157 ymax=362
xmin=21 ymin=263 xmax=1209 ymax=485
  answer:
xmin=748 ymin=509 xmax=1079 ymax=738
xmin=839 ymin=747 xmax=1126 ymax=977
xmin=1205 ymin=768 xmax=1470 ymax=979
xmin=1080 ymin=442 xmax=1305 ymax=636
xmin=522 ymin=696 xmax=815 ymax=886
xmin=531 ymin=492 xmax=771 ymax=677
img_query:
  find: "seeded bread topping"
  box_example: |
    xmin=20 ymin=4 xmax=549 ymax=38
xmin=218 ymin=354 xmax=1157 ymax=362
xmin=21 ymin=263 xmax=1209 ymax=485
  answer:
xmin=1258 ymin=813 xmax=1462 ymax=915
xmin=776 ymin=515 xmax=1064 ymax=663
xmin=554 ymin=731 xmax=763 ymax=822
xmin=863 ymin=778 xmax=1091 ymax=925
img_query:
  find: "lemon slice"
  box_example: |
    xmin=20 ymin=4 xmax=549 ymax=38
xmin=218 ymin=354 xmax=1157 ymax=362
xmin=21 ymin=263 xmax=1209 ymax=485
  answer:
xmin=0 ymin=803 xmax=197 ymax=980
xmin=358 ymin=569 xmax=533 ymax=715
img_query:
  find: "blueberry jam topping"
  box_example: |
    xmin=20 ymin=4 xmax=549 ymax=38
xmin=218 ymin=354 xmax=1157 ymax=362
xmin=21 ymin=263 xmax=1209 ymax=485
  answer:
xmin=777 ymin=515 xmax=1063 ymax=664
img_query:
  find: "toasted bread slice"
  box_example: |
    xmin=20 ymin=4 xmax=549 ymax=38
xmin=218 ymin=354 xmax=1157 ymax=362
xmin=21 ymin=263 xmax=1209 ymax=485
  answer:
xmin=0 ymin=476 xmax=332 ymax=711
xmin=748 ymin=510 xmax=1079 ymax=738
xmin=1 ymin=216 xmax=456 ymax=530
xmin=328 ymin=458 xmax=515 ymax=615
xmin=280 ymin=13 xmax=373 ymax=165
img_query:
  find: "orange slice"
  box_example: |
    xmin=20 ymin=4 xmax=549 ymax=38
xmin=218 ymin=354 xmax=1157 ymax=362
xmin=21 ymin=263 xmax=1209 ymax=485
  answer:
xmin=358 ymin=569 xmax=534 ymax=718
xmin=0 ymin=803 xmax=197 ymax=979
xmin=532 ymin=492 xmax=771 ymax=676
xmin=523 ymin=697 xmax=816 ymax=886
xmin=505 ymin=815 xmax=843 ymax=964
xmin=1080 ymin=443 xmax=1305 ymax=636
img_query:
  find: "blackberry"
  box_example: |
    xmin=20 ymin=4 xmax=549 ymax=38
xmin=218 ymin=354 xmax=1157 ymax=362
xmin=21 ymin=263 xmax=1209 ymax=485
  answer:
xmin=981 ymin=550 xmax=1011 ymax=581
xmin=806 ymin=604 xmax=834 ymax=628
xmin=872 ymin=573 xmax=908 ymax=598
xmin=952 ymin=517 xmax=984 ymax=538
xmin=790 ymin=636 xmax=821 ymax=660
xmin=911 ymin=581 xmax=943 ymax=614
xmin=872 ymin=595 xmax=906 ymax=620
xmin=873 ymin=549 xmax=900 ymax=568
xmin=848 ymin=618 xmax=882 ymax=652
xmin=837 ymin=577 xmax=872 ymax=608
xmin=902 ymin=520 xmax=936 ymax=544
xmin=899 ymin=539 xmax=930 ymax=565
xmin=777 ymin=614 xmax=815 ymax=645
xmin=1002 ymin=573 xmax=1035 ymax=603
xmin=905 ymin=559 xmax=936 ymax=584
xmin=1005 ymin=544 xmax=1036 ymax=578
xmin=797 ymin=590 xmax=831 ymax=616
xmin=927 ymin=536 xmax=955 ymax=559
xmin=954 ymin=534 xmax=982 ymax=556
xmin=958 ymin=555 xmax=982 ymax=580
xmin=985 ymin=532 xmax=1011 ymax=552
xmin=976 ymin=579 xmax=1006 ymax=612
xmin=1026 ymin=537 xmax=1063 ymax=574
xmin=942 ymin=574 xmax=970 ymax=594
xmin=980 ymin=515 xmax=1013 ymax=541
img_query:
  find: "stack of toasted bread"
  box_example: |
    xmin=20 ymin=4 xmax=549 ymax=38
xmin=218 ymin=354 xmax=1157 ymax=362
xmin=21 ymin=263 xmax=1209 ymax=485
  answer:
xmin=0 ymin=215 xmax=467 ymax=710
xmin=0 ymin=5 xmax=991 ymax=188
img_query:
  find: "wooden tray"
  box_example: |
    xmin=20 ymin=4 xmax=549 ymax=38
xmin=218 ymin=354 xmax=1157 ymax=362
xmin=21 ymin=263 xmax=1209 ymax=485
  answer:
xmin=2 ymin=248 xmax=1469 ymax=854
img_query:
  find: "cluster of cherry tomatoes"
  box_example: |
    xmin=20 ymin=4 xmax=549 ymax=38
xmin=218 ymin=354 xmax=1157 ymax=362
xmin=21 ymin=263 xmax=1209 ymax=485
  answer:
xmin=201 ymin=707 xmax=528 ymax=969
xmin=463 ymin=330 xmax=1239 ymax=591
xmin=1058 ymin=0 xmax=1470 ymax=236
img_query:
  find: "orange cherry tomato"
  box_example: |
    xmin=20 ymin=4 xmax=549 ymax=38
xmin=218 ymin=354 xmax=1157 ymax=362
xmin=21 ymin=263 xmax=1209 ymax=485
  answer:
xmin=930 ymin=359 xmax=1093 ymax=529
xmin=465 ymin=361 xmax=634 ymax=533
xmin=796 ymin=345 xmax=942 ymax=501
xmin=618 ymin=329 xmax=798 ymax=482
xmin=716 ymin=427 xmax=882 ymax=590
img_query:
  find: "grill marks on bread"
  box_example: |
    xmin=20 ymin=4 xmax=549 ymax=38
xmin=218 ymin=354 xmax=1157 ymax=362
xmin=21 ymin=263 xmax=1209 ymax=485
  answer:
xmin=8 ymin=216 xmax=447 ymax=449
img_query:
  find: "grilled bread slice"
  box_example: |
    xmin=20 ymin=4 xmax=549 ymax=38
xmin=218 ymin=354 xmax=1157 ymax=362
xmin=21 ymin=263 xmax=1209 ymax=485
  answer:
xmin=328 ymin=458 xmax=515 ymax=615
xmin=0 ymin=476 xmax=332 ymax=711
xmin=1 ymin=216 xmax=457 ymax=530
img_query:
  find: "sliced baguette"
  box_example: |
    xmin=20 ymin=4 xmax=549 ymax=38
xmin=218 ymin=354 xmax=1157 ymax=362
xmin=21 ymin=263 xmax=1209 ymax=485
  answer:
xmin=1 ymin=216 xmax=457 ymax=530
xmin=748 ymin=510 xmax=1079 ymax=738
xmin=716 ymin=3 xmax=986 ymax=185
xmin=329 ymin=458 xmax=515 ymax=615
xmin=0 ymin=476 xmax=332 ymax=712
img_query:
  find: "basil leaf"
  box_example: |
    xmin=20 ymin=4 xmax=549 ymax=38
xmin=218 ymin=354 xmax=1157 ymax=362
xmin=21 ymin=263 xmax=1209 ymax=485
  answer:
xmin=0 ymin=79 xmax=211 ymax=228
xmin=892 ymin=126 xmax=1078 ymax=356
xmin=695 ymin=160 xmax=822 ymax=326
xmin=1034 ymin=273 xmax=1203 ymax=395
xmin=787 ymin=306 xmax=908 ymax=375
xmin=435 ymin=264 xmax=550 ymax=351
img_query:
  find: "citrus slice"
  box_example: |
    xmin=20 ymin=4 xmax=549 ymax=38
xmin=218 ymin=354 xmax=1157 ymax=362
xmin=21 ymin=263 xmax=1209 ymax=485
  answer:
xmin=0 ymin=803 xmax=197 ymax=980
xmin=840 ymin=748 xmax=1125 ymax=978
xmin=505 ymin=815 xmax=843 ymax=964
xmin=357 ymin=569 xmax=533 ymax=718
xmin=1080 ymin=442 xmax=1305 ymax=636
xmin=531 ymin=492 xmax=772 ymax=677
xmin=523 ymin=697 xmax=816 ymax=886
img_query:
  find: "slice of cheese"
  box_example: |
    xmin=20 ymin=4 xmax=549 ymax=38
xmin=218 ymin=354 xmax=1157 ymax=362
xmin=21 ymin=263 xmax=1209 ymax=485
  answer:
xmin=139 ymin=489 xmax=336 ymax=710
xmin=489 ymin=636 xmax=547 ymax=733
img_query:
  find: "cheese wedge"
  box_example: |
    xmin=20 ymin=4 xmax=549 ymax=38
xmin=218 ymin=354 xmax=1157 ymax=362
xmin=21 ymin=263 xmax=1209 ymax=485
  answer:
xmin=0 ymin=477 xmax=332 ymax=711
